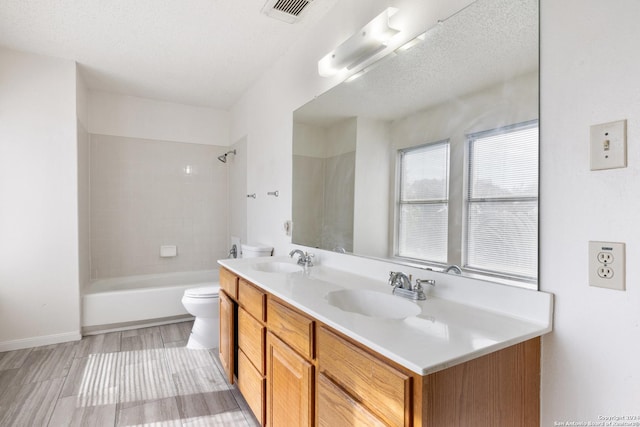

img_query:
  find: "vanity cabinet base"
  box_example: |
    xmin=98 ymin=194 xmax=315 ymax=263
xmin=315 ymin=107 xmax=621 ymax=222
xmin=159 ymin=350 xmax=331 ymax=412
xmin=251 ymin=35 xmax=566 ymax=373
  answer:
xmin=218 ymin=268 xmax=541 ymax=427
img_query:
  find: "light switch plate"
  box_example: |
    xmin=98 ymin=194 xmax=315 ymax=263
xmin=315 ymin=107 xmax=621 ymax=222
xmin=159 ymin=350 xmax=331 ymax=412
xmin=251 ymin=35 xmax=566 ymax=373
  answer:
xmin=590 ymin=119 xmax=627 ymax=171
xmin=589 ymin=241 xmax=625 ymax=291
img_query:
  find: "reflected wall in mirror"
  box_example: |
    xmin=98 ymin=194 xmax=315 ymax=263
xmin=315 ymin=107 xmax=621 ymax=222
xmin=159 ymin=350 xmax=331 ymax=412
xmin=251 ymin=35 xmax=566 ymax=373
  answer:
xmin=292 ymin=0 xmax=539 ymax=288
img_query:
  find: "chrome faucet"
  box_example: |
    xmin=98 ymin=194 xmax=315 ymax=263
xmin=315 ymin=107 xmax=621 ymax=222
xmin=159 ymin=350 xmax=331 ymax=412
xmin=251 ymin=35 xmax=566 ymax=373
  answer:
xmin=289 ymin=249 xmax=314 ymax=267
xmin=444 ymin=265 xmax=462 ymax=274
xmin=389 ymin=271 xmax=434 ymax=301
xmin=388 ymin=271 xmax=412 ymax=290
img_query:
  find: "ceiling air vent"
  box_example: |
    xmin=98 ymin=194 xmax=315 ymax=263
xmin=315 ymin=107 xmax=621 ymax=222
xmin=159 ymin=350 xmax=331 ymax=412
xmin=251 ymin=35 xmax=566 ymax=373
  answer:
xmin=262 ymin=0 xmax=313 ymax=24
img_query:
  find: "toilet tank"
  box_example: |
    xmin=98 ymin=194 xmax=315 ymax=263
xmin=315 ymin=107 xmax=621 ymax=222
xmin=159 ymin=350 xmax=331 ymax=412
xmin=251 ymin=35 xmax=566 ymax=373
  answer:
xmin=241 ymin=243 xmax=273 ymax=258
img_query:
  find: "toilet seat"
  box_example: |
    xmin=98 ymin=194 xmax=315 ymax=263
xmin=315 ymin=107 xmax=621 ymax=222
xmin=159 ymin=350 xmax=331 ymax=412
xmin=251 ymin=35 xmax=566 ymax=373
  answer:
xmin=184 ymin=285 xmax=220 ymax=298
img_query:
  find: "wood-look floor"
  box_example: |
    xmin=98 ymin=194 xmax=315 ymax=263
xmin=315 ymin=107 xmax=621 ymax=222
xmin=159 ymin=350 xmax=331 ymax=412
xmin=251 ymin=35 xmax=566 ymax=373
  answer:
xmin=0 ymin=321 xmax=261 ymax=427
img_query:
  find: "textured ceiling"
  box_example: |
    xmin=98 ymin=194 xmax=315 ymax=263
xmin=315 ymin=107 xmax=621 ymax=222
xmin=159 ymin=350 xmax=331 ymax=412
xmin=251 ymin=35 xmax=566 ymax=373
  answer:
xmin=294 ymin=0 xmax=539 ymax=126
xmin=0 ymin=0 xmax=337 ymax=108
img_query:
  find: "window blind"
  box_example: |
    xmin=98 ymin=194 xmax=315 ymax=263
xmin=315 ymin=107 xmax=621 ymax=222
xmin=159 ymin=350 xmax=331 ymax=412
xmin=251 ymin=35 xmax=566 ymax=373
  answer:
xmin=397 ymin=141 xmax=449 ymax=263
xmin=466 ymin=122 xmax=538 ymax=279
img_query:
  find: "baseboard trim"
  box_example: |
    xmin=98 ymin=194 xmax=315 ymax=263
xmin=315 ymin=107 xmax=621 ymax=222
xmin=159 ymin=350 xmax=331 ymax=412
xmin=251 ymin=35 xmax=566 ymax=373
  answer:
xmin=0 ymin=331 xmax=82 ymax=352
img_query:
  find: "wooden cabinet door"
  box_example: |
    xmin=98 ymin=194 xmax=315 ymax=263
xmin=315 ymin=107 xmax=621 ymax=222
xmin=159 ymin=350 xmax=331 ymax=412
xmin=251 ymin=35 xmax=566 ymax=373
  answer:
xmin=219 ymin=291 xmax=235 ymax=385
xmin=266 ymin=332 xmax=313 ymax=427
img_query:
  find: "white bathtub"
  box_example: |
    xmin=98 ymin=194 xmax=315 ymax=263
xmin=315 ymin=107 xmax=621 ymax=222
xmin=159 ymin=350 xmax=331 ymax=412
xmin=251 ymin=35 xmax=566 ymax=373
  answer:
xmin=82 ymin=269 xmax=218 ymax=331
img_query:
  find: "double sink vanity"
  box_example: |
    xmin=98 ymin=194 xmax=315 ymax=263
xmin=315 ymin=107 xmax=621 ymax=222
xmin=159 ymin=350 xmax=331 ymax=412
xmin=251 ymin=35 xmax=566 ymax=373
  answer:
xmin=217 ymin=255 xmax=552 ymax=427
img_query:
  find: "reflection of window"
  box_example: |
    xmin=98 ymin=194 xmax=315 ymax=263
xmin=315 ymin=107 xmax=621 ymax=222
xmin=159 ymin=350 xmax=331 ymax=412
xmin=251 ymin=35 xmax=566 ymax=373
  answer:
xmin=465 ymin=121 xmax=539 ymax=280
xmin=397 ymin=140 xmax=449 ymax=263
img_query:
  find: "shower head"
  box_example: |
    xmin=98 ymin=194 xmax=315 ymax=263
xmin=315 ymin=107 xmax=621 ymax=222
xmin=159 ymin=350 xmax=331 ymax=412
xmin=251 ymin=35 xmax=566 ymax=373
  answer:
xmin=217 ymin=149 xmax=236 ymax=163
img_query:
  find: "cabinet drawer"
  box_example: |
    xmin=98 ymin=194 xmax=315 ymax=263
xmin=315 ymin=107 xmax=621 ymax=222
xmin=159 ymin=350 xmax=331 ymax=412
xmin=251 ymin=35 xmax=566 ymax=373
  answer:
xmin=318 ymin=327 xmax=411 ymax=427
xmin=219 ymin=268 xmax=238 ymax=300
xmin=238 ymin=307 xmax=265 ymax=375
xmin=238 ymin=349 xmax=265 ymax=425
xmin=238 ymin=279 xmax=266 ymax=321
xmin=318 ymin=373 xmax=386 ymax=427
xmin=267 ymin=298 xmax=314 ymax=360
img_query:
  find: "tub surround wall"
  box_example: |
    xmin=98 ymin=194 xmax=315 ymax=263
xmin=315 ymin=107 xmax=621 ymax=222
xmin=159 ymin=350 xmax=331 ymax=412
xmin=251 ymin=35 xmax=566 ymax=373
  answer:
xmin=292 ymin=118 xmax=356 ymax=252
xmin=86 ymin=91 xmax=234 ymax=280
xmin=0 ymin=47 xmax=81 ymax=350
xmin=90 ymin=134 xmax=228 ymax=279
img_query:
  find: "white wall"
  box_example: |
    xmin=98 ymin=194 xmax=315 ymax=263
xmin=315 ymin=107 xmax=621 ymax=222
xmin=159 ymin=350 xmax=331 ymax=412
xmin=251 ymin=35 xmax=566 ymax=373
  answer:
xmin=0 ymin=47 xmax=81 ymax=349
xmin=540 ymin=0 xmax=640 ymax=422
xmin=88 ymin=90 xmax=230 ymax=146
xmin=231 ymin=0 xmax=640 ymax=421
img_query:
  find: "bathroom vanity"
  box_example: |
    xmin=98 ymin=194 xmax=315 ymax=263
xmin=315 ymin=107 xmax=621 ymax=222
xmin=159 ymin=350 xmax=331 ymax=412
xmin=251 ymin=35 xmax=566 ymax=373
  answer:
xmin=217 ymin=257 xmax=552 ymax=427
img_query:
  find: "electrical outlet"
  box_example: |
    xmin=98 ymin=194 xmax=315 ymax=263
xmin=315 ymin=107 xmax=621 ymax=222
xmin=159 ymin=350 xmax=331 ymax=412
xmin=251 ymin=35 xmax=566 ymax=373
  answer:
xmin=589 ymin=241 xmax=625 ymax=291
xmin=590 ymin=119 xmax=627 ymax=170
xmin=597 ymin=266 xmax=613 ymax=279
xmin=597 ymin=252 xmax=613 ymax=263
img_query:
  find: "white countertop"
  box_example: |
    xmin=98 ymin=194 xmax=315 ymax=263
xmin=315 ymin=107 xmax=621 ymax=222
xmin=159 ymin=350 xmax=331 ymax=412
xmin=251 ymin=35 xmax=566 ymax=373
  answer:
xmin=218 ymin=256 xmax=553 ymax=375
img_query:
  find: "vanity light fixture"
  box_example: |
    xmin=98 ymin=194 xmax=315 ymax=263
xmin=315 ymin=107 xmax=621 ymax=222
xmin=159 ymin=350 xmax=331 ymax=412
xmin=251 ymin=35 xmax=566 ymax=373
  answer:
xmin=345 ymin=30 xmax=426 ymax=83
xmin=344 ymin=50 xmax=397 ymax=83
xmin=318 ymin=7 xmax=400 ymax=77
xmin=396 ymin=32 xmax=426 ymax=52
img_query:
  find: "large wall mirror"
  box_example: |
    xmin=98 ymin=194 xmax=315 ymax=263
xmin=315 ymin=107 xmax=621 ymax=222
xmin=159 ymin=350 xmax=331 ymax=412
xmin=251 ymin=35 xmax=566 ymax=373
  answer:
xmin=292 ymin=0 xmax=539 ymax=289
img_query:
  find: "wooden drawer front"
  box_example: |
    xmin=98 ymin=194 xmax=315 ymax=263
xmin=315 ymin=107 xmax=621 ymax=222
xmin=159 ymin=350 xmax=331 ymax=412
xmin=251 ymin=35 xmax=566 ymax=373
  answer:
xmin=267 ymin=298 xmax=314 ymax=360
xmin=238 ymin=307 xmax=265 ymax=375
xmin=238 ymin=349 xmax=265 ymax=425
xmin=318 ymin=327 xmax=411 ymax=427
xmin=219 ymin=268 xmax=238 ymax=300
xmin=318 ymin=373 xmax=386 ymax=427
xmin=238 ymin=279 xmax=266 ymax=321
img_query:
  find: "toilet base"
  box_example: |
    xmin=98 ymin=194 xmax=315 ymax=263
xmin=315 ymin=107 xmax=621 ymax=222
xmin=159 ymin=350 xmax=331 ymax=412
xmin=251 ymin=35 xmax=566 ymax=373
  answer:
xmin=186 ymin=316 xmax=219 ymax=350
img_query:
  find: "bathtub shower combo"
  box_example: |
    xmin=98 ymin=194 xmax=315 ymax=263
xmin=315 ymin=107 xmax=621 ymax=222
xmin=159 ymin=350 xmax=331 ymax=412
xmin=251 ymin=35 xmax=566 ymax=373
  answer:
xmin=82 ymin=243 xmax=273 ymax=349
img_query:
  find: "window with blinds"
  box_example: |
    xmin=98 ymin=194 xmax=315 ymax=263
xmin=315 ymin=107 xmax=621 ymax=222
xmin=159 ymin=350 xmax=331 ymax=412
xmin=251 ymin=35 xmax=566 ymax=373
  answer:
xmin=397 ymin=140 xmax=449 ymax=263
xmin=465 ymin=121 xmax=539 ymax=280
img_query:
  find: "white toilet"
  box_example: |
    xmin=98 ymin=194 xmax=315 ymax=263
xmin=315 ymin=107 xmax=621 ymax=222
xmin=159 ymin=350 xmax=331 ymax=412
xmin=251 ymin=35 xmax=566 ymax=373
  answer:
xmin=181 ymin=285 xmax=220 ymax=349
xmin=181 ymin=243 xmax=272 ymax=350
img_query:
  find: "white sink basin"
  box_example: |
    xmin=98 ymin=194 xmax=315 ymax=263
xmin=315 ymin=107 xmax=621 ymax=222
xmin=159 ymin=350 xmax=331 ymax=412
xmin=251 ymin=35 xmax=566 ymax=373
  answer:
xmin=253 ymin=262 xmax=303 ymax=274
xmin=326 ymin=289 xmax=421 ymax=319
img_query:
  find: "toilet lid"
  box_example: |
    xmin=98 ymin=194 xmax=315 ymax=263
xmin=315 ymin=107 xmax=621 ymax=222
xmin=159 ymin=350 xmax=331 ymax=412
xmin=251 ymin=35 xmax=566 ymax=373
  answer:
xmin=185 ymin=285 xmax=220 ymax=298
